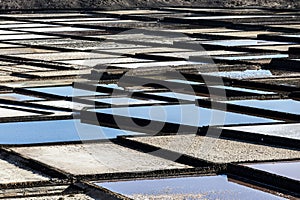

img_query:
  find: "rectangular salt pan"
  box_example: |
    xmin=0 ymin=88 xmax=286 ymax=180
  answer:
xmin=204 ymin=70 xmax=273 ymax=79
xmin=92 ymin=97 xmax=164 ymax=105
xmin=94 ymin=104 xmax=281 ymax=126
xmin=0 ymin=93 xmax=42 ymax=101
xmin=202 ymin=39 xmax=293 ymax=47
xmin=96 ymin=175 xmax=284 ymax=200
xmin=0 ymin=119 xmax=143 ymax=145
xmin=0 ymin=107 xmax=39 ymax=118
xmin=245 ymin=161 xmax=300 ymax=181
xmin=229 ymin=99 xmax=300 ymax=115
xmin=27 ymin=86 xmax=107 ymax=97
xmin=147 ymin=92 xmax=207 ymax=101
xmin=223 ymin=123 xmax=300 ymax=140
xmin=214 ymin=54 xmax=288 ymax=60
xmin=213 ymin=85 xmax=275 ymax=95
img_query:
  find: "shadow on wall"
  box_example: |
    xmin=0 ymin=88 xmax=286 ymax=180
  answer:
xmin=0 ymin=0 xmax=298 ymax=10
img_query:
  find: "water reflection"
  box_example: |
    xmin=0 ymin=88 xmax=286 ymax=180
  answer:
xmin=95 ymin=104 xmax=280 ymax=126
xmin=229 ymin=99 xmax=300 ymax=115
xmin=0 ymin=119 xmax=142 ymax=145
xmin=245 ymin=162 xmax=300 ymax=181
xmin=27 ymin=86 xmax=107 ymax=97
xmin=97 ymin=175 xmax=284 ymax=199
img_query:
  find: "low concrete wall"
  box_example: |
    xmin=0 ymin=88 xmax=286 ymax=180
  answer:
xmin=0 ymin=0 xmax=299 ymax=11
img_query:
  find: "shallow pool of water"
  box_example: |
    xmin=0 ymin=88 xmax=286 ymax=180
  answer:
xmin=96 ymin=175 xmax=284 ymax=199
xmin=245 ymin=161 xmax=300 ymax=181
xmin=282 ymin=34 xmax=300 ymax=38
xmin=147 ymin=92 xmax=207 ymax=101
xmin=165 ymin=79 xmax=204 ymax=85
xmin=18 ymin=27 xmax=94 ymax=33
xmin=94 ymin=104 xmax=280 ymax=127
xmin=27 ymin=86 xmax=107 ymax=97
xmin=0 ymin=119 xmax=142 ymax=145
xmin=215 ymin=54 xmax=288 ymax=60
xmin=93 ymin=97 xmax=164 ymax=105
xmin=95 ymin=84 xmax=124 ymax=91
xmin=0 ymin=93 xmax=43 ymax=101
xmin=229 ymin=99 xmax=300 ymax=115
xmin=112 ymin=60 xmax=204 ymax=69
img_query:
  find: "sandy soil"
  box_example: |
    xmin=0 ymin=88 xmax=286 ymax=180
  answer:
xmin=11 ymin=142 xmax=190 ymax=175
xmin=129 ymin=135 xmax=300 ymax=163
xmin=0 ymin=158 xmax=49 ymax=184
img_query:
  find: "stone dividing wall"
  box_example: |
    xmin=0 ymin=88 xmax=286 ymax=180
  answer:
xmin=0 ymin=0 xmax=299 ymax=11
